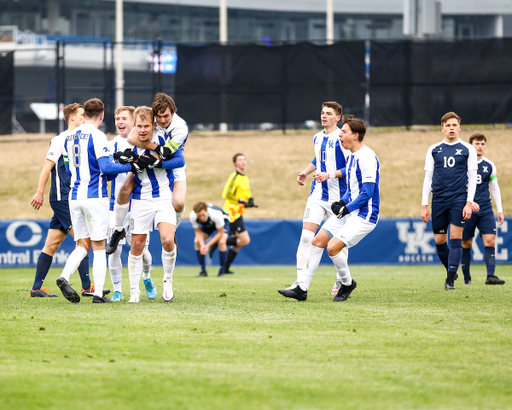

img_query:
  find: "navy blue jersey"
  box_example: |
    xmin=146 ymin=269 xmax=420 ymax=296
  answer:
xmin=189 ymin=205 xmax=229 ymax=232
xmin=424 ymin=140 xmax=477 ymax=203
xmin=46 ymin=131 xmax=72 ymax=203
xmin=474 ymin=157 xmax=497 ymax=213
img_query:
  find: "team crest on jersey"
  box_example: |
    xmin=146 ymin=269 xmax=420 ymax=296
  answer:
xmin=483 ymin=166 xmax=489 ymax=173
xmin=455 ymin=149 xmax=463 ymax=155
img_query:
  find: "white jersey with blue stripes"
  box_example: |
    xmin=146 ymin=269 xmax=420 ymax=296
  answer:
xmin=346 ymin=145 xmax=380 ymax=224
xmin=155 ymin=112 xmax=189 ymax=152
xmin=64 ymin=123 xmax=111 ymax=201
xmin=108 ymin=135 xmax=131 ymax=211
xmin=309 ymin=128 xmax=349 ymax=203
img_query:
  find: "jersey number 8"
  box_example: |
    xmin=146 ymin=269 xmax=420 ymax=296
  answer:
xmin=72 ymin=143 xmax=81 ymax=167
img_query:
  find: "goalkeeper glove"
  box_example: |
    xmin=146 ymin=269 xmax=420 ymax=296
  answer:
xmin=331 ymin=200 xmax=349 ymax=219
xmin=154 ymin=145 xmax=172 ymax=160
xmin=239 ymin=198 xmax=259 ymax=208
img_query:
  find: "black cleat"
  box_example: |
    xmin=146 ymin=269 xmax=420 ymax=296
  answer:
xmin=208 ymin=242 xmax=218 ymax=258
xmin=278 ymin=285 xmax=307 ymax=301
xmin=464 ymin=277 xmax=472 ymax=285
xmin=82 ymin=285 xmax=111 ymax=297
xmin=224 ymin=270 xmax=235 ymax=275
xmin=92 ymin=295 xmax=112 ymax=303
xmin=197 ymin=271 xmax=208 ymax=277
xmin=485 ymin=275 xmax=505 ymax=285
xmin=333 ymin=279 xmax=357 ymax=302
xmin=56 ymin=277 xmax=80 ymax=303
xmin=30 ymin=288 xmax=58 ymax=298
xmin=444 ymin=281 xmax=456 ymax=290
xmin=106 ymin=229 xmax=126 ymax=255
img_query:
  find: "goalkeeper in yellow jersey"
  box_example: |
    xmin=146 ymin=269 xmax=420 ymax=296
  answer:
xmin=221 ymin=153 xmax=258 ymax=275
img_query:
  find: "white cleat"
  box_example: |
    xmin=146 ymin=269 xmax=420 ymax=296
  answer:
xmin=128 ymin=292 xmax=140 ymax=303
xmin=162 ymin=279 xmax=174 ymax=302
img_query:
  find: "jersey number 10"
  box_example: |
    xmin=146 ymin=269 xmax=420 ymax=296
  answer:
xmin=443 ymin=156 xmax=455 ymax=168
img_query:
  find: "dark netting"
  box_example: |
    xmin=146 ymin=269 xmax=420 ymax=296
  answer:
xmin=0 ymin=52 xmax=14 ymax=134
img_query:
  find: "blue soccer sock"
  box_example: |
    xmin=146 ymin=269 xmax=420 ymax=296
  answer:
xmin=196 ymin=250 xmax=206 ymax=273
xmin=436 ymin=242 xmax=450 ymax=271
xmin=461 ymin=247 xmax=472 ymax=279
xmin=33 ymin=252 xmax=53 ymax=290
xmin=219 ymin=250 xmax=227 ymax=273
xmin=78 ymin=254 xmax=91 ymax=290
xmin=447 ymin=239 xmax=462 ymax=281
xmin=484 ymin=246 xmax=496 ymax=277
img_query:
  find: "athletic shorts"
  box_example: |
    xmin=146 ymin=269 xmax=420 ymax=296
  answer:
xmin=431 ymin=200 xmax=466 ymax=234
xmin=49 ymin=200 xmax=72 ymax=233
xmin=302 ymin=196 xmax=333 ymax=226
xmin=322 ymin=213 xmax=376 ymax=249
xmin=230 ymin=216 xmax=246 ymax=235
xmin=69 ymin=198 xmax=109 ymax=241
xmin=201 ymin=219 xmax=229 ymax=236
xmin=463 ymin=209 xmax=497 ymax=240
xmin=172 ymin=165 xmax=186 ymax=184
xmin=130 ymin=197 xmax=176 ymax=235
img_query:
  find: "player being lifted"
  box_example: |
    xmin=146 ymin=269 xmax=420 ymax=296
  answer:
xmin=107 ymin=106 xmax=155 ymax=301
xmin=106 ymin=93 xmax=188 ymax=253
xmin=123 ymin=106 xmax=185 ymax=302
xmin=421 ymin=112 xmax=478 ymax=290
xmin=461 ymin=133 xmax=505 ymax=285
xmin=279 ymin=115 xmax=379 ymax=302
xmin=55 ymin=98 xmax=145 ymax=304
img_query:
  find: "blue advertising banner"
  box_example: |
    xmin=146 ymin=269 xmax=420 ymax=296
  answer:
xmin=0 ymin=218 xmax=510 ymax=268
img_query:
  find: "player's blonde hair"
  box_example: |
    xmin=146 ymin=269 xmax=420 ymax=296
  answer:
xmin=134 ymin=106 xmax=154 ymax=124
xmin=441 ymin=111 xmax=461 ymax=126
xmin=193 ymin=201 xmax=208 ymax=213
xmin=114 ymin=106 xmax=135 ymax=118
xmin=63 ymin=102 xmax=83 ymax=123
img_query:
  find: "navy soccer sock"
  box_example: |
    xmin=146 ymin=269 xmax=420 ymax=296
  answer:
xmin=225 ymin=248 xmax=238 ymax=272
xmin=196 ymin=250 xmax=206 ymax=273
xmin=33 ymin=252 xmax=53 ymax=290
xmin=484 ymin=246 xmax=496 ymax=277
xmin=436 ymin=242 xmax=450 ymax=271
xmin=77 ymin=254 xmax=91 ymax=290
xmin=219 ymin=250 xmax=227 ymax=273
xmin=447 ymin=239 xmax=462 ymax=281
xmin=461 ymin=247 xmax=472 ymax=279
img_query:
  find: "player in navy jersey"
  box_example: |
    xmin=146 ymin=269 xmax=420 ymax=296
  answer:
xmin=29 ymin=103 xmax=97 ymax=298
xmin=461 ymin=133 xmax=505 ymax=285
xmin=279 ymin=115 xmax=379 ymax=302
xmin=278 ymin=102 xmax=349 ymax=298
xmin=421 ymin=112 xmax=478 ymax=290
xmin=189 ymin=201 xmax=229 ymax=277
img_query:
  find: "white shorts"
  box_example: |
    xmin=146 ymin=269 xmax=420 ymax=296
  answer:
xmin=130 ymin=197 xmax=176 ymax=235
xmin=173 ymin=165 xmax=186 ymax=185
xmin=69 ymin=198 xmax=109 ymax=241
xmin=322 ymin=213 xmax=376 ymax=249
xmin=302 ymin=196 xmax=333 ymax=225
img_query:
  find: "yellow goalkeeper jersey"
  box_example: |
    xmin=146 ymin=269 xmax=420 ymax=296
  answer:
xmin=222 ymin=171 xmax=252 ymax=222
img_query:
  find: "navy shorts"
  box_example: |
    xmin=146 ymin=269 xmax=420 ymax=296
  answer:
xmin=201 ymin=219 xmax=229 ymax=236
xmin=230 ymin=216 xmax=246 ymax=235
xmin=431 ymin=200 xmax=466 ymax=234
xmin=463 ymin=209 xmax=497 ymax=240
xmin=49 ymin=200 xmax=72 ymax=234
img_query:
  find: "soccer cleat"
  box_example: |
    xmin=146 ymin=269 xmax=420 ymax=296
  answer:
xmin=56 ymin=277 xmax=80 ymax=303
xmin=464 ymin=277 xmax=472 ymax=285
xmin=106 ymin=228 xmax=126 ymax=255
xmin=224 ymin=270 xmax=235 ymax=275
xmin=444 ymin=281 xmax=456 ymax=290
xmin=143 ymin=278 xmax=157 ymax=299
xmin=217 ymin=271 xmax=225 ymax=277
xmin=128 ymin=292 xmax=140 ymax=303
xmin=485 ymin=275 xmax=505 ymax=285
xmin=197 ymin=271 xmax=208 ymax=277
xmin=92 ymin=295 xmax=112 ymax=303
xmin=333 ymin=279 xmax=357 ymax=302
xmin=162 ymin=279 xmax=174 ymax=302
xmin=208 ymin=242 xmax=218 ymax=258
xmin=30 ymin=288 xmax=58 ymax=298
xmin=278 ymin=283 xmax=307 ymax=301
xmin=331 ymin=280 xmax=342 ymax=295
xmin=81 ymin=285 xmax=111 ymax=297
xmin=112 ymin=291 xmax=123 ymax=301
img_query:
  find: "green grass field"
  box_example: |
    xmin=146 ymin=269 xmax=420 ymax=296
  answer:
xmin=1 ymin=265 xmax=512 ymax=410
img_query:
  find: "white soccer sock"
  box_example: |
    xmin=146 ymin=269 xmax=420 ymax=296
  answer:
xmin=128 ymin=252 xmax=142 ymax=296
xmin=108 ymin=246 xmax=123 ymax=292
xmin=335 ymin=247 xmax=350 ymax=283
xmin=115 ymin=202 xmax=130 ymax=231
xmin=330 ymin=250 xmax=352 ymax=285
xmin=296 ymin=229 xmax=315 ymax=271
xmin=60 ymin=246 xmax=88 ymax=281
xmin=92 ymin=249 xmax=107 ymax=297
xmin=176 ymin=208 xmax=185 ymax=228
xmin=142 ymin=246 xmax=152 ymax=280
xmin=162 ymin=248 xmax=177 ymax=282
xmin=297 ymin=245 xmax=324 ymax=291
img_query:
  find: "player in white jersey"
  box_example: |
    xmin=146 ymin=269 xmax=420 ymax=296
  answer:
xmin=278 ymin=102 xmax=349 ymax=300
xmin=107 ymin=106 xmax=155 ymax=301
xmin=280 ymin=115 xmax=380 ymax=302
xmin=106 ymin=93 xmax=188 ymax=253
xmin=125 ymin=106 xmax=185 ymax=303
xmin=55 ymin=98 xmax=145 ymax=304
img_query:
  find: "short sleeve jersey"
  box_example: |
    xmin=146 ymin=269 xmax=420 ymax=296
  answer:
xmin=345 ymin=145 xmax=380 ymax=224
xmin=108 ymin=135 xmax=132 ymax=211
xmin=46 ymin=130 xmax=71 ymax=203
xmin=64 ymin=123 xmax=110 ymax=200
xmin=474 ymin=156 xmax=497 ymax=212
xmin=190 ymin=205 xmax=228 ymax=230
xmin=309 ymin=128 xmax=349 ymax=203
xmin=424 ymin=139 xmax=478 ymax=203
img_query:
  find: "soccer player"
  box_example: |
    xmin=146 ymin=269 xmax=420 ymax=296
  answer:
xmin=55 ymin=98 xmax=143 ymax=304
xmin=30 ymin=102 xmax=96 ymax=297
xmin=125 ymin=106 xmax=185 ymax=303
xmin=421 ymin=112 xmax=478 ymax=290
xmin=461 ymin=133 xmax=505 ymax=285
xmin=107 ymin=106 xmax=156 ymax=301
xmin=222 ymin=153 xmax=258 ymax=274
xmin=189 ymin=201 xmax=229 ymax=277
xmin=279 ymin=114 xmax=379 ymax=302
xmin=106 ymin=93 xmax=188 ymax=253
xmin=292 ymin=101 xmax=349 ymax=295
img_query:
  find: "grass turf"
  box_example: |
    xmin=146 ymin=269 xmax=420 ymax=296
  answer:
xmin=1 ymin=265 xmax=511 ymax=410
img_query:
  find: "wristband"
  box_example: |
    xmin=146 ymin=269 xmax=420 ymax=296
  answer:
xmin=329 ymin=171 xmax=336 ymax=179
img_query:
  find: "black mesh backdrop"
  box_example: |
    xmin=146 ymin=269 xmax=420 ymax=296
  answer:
xmin=0 ymin=52 xmax=14 ymax=134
